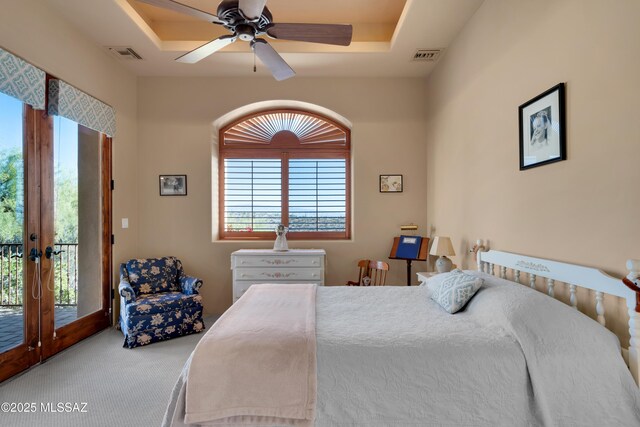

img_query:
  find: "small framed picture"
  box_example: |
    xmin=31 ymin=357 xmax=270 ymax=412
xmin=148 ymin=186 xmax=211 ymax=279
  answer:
xmin=380 ymin=174 xmax=403 ymax=193
xmin=159 ymin=174 xmax=187 ymax=196
xmin=519 ymin=83 xmax=566 ymax=170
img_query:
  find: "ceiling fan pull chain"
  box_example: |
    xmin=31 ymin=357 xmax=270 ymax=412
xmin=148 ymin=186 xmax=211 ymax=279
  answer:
xmin=253 ymin=50 xmax=257 ymax=73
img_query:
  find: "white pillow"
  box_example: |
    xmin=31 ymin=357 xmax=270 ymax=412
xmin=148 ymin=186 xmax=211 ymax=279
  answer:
xmin=430 ymin=269 xmax=484 ymax=314
xmin=420 ymin=272 xmax=449 ymax=297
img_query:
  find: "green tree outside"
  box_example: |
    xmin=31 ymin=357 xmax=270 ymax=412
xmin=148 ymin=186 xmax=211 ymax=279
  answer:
xmin=0 ymin=148 xmax=79 ymax=306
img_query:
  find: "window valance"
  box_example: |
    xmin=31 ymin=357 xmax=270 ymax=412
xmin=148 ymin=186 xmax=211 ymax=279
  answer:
xmin=48 ymin=79 xmax=116 ymax=137
xmin=0 ymin=47 xmax=46 ymax=109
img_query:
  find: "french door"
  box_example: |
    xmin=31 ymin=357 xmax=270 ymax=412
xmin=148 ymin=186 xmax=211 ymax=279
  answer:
xmin=0 ymin=95 xmax=112 ymax=382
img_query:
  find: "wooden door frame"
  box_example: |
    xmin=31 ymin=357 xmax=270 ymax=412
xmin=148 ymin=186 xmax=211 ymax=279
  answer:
xmin=0 ymin=106 xmax=43 ymax=382
xmin=40 ymin=127 xmax=112 ymax=359
xmin=0 ymin=100 xmax=113 ymax=381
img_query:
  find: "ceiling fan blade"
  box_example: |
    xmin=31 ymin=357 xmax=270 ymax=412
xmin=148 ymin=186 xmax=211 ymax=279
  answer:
xmin=176 ymin=35 xmax=237 ymax=63
xmin=238 ymin=0 xmax=267 ymax=21
xmin=266 ymin=23 xmax=353 ymax=46
xmin=251 ymin=39 xmax=295 ymax=81
xmin=137 ymin=0 xmax=224 ymax=24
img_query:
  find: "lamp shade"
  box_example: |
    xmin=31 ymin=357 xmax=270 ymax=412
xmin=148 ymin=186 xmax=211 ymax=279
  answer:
xmin=430 ymin=236 xmax=456 ymax=256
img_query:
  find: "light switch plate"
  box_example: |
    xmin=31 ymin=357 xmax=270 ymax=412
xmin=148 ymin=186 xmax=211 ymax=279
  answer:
xmin=122 ymin=218 xmax=129 ymax=229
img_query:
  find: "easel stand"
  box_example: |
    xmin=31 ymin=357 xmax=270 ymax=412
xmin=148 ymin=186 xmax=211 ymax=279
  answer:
xmin=389 ymin=236 xmax=429 ymax=286
xmin=405 ymin=259 xmax=413 ymax=286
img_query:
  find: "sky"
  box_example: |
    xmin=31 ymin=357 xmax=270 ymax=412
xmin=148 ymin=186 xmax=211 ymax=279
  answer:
xmin=0 ymin=92 xmax=22 ymax=151
xmin=0 ymin=91 xmax=78 ymax=178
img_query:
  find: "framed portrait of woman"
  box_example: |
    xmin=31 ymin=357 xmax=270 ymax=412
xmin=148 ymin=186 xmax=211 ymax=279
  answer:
xmin=518 ymin=83 xmax=566 ymax=170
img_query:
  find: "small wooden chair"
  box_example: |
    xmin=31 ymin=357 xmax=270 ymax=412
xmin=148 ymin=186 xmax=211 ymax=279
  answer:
xmin=347 ymin=260 xmax=389 ymax=286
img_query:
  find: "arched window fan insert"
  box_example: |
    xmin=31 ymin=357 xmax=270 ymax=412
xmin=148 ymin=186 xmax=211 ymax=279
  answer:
xmin=219 ymin=109 xmax=351 ymax=240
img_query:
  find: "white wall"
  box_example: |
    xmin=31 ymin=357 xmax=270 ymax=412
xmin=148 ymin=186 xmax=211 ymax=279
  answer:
xmin=424 ymin=0 xmax=640 ymax=338
xmin=137 ymin=76 xmax=429 ymax=314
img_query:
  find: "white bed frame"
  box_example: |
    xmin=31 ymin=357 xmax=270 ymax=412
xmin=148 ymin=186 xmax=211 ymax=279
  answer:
xmin=475 ymin=242 xmax=640 ymax=386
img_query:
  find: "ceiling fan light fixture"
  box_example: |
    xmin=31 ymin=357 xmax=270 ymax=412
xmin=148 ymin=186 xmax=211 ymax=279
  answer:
xmin=235 ymin=24 xmax=255 ymax=41
xmin=142 ymin=0 xmax=352 ymax=80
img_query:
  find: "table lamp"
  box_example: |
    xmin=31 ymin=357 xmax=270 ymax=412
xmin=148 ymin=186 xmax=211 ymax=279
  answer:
xmin=430 ymin=236 xmax=455 ymax=273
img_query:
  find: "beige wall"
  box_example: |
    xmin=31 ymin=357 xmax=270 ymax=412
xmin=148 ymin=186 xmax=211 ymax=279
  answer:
xmin=0 ymin=0 xmax=139 ymax=316
xmin=137 ymin=77 xmax=428 ymax=314
xmin=77 ymin=127 xmax=102 ymax=317
xmin=424 ymin=0 xmax=640 ymax=338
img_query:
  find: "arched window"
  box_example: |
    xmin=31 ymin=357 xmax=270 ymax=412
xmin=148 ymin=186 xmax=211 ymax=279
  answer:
xmin=219 ymin=109 xmax=351 ymax=240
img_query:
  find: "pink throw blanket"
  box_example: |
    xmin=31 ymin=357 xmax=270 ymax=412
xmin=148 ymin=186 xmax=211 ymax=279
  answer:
xmin=185 ymin=283 xmax=317 ymax=426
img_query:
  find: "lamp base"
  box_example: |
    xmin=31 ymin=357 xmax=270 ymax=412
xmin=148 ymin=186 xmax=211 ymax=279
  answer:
xmin=435 ymin=256 xmax=453 ymax=273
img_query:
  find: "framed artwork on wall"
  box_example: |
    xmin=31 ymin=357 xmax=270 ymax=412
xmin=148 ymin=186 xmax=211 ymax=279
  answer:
xmin=518 ymin=83 xmax=566 ymax=170
xmin=159 ymin=174 xmax=187 ymax=196
xmin=380 ymin=174 xmax=403 ymax=193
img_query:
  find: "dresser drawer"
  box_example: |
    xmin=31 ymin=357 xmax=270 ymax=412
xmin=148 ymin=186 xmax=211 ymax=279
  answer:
xmin=231 ymin=249 xmax=326 ymax=304
xmin=233 ymin=256 xmax=323 ymax=269
xmin=233 ymin=281 xmax=322 ymax=302
xmin=234 ymin=267 xmax=322 ymax=281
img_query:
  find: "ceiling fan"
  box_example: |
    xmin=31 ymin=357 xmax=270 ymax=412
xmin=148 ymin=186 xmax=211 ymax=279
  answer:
xmin=138 ymin=0 xmax=353 ymax=81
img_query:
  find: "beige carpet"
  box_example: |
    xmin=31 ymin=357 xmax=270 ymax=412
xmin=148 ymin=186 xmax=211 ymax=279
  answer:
xmin=0 ymin=317 xmax=217 ymax=427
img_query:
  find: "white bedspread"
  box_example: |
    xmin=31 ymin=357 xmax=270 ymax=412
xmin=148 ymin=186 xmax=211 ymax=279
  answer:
xmin=164 ymin=272 xmax=640 ymax=427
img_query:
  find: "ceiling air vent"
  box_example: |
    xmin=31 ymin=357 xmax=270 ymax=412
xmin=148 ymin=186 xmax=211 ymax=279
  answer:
xmin=412 ymin=49 xmax=442 ymax=62
xmin=106 ymin=46 xmax=143 ymax=61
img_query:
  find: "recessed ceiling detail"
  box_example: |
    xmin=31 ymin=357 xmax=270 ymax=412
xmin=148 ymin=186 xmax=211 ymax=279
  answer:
xmin=47 ymin=0 xmax=485 ymax=78
xmin=224 ymin=111 xmax=347 ymax=145
xmin=135 ymin=0 xmax=356 ymax=80
xmin=128 ymin=0 xmax=406 ymax=52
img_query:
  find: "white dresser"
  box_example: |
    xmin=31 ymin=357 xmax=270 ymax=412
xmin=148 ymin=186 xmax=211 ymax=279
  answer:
xmin=230 ymin=249 xmax=326 ymax=303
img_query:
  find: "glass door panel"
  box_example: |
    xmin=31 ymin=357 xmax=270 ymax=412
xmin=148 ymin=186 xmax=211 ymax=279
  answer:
xmin=52 ymin=117 xmax=102 ymax=329
xmin=0 ymin=89 xmax=111 ymax=380
xmin=0 ymin=92 xmax=26 ymax=354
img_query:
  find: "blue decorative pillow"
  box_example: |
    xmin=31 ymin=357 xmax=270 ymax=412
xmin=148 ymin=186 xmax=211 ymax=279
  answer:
xmin=430 ymin=270 xmax=484 ymax=314
xmin=125 ymin=257 xmax=181 ymax=295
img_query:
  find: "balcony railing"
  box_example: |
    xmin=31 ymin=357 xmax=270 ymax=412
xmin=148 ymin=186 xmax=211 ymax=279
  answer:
xmin=0 ymin=243 xmax=79 ymax=307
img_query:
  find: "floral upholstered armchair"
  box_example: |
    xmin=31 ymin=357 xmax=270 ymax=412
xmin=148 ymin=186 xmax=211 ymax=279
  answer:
xmin=118 ymin=256 xmax=205 ymax=348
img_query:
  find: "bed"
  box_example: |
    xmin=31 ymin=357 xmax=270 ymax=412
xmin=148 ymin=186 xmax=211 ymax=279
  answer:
xmin=163 ymin=248 xmax=640 ymax=427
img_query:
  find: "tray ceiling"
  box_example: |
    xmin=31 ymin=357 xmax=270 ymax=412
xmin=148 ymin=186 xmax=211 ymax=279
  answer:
xmin=46 ymin=0 xmax=484 ymax=78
